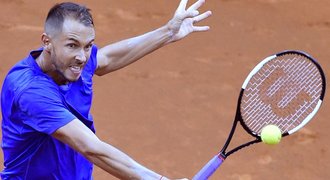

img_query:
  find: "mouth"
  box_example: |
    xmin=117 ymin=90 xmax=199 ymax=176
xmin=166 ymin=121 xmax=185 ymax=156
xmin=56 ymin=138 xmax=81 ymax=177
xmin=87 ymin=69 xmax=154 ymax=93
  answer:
xmin=69 ymin=65 xmax=83 ymax=75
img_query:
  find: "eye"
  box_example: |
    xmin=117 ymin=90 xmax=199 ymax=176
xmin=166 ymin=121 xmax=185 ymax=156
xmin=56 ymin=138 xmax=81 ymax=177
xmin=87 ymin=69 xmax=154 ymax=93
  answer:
xmin=85 ymin=44 xmax=93 ymax=51
xmin=67 ymin=43 xmax=77 ymax=48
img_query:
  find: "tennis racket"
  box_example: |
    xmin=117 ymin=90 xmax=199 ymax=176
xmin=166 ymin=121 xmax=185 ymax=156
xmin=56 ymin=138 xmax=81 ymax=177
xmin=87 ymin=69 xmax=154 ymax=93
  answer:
xmin=193 ymin=50 xmax=326 ymax=180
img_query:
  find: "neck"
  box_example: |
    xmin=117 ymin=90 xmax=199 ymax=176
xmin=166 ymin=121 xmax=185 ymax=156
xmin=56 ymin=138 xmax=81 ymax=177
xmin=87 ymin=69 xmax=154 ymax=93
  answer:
xmin=36 ymin=50 xmax=68 ymax=85
xmin=35 ymin=50 xmax=50 ymax=72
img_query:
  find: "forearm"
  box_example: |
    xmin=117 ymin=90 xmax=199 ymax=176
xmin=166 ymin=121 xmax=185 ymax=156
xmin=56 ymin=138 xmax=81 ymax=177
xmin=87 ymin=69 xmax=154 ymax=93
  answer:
xmin=85 ymin=140 xmax=162 ymax=180
xmin=96 ymin=25 xmax=173 ymax=75
xmin=53 ymin=119 xmax=164 ymax=179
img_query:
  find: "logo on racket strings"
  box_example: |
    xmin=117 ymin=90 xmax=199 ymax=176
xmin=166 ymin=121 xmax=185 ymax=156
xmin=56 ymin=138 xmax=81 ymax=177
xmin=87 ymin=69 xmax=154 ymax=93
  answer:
xmin=259 ymin=68 xmax=312 ymax=117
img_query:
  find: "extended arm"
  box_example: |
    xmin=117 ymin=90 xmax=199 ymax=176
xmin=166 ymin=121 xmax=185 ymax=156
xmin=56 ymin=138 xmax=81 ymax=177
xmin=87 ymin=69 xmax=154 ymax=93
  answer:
xmin=53 ymin=119 xmax=164 ymax=179
xmin=95 ymin=0 xmax=211 ymax=76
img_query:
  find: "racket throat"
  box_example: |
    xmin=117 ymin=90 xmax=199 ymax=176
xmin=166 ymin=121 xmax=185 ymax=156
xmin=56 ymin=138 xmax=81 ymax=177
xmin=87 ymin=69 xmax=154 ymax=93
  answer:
xmin=218 ymin=153 xmax=227 ymax=161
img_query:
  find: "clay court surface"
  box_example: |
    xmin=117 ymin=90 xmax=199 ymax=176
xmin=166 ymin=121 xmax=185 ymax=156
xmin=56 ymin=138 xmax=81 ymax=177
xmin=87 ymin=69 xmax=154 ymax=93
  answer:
xmin=0 ymin=0 xmax=330 ymax=179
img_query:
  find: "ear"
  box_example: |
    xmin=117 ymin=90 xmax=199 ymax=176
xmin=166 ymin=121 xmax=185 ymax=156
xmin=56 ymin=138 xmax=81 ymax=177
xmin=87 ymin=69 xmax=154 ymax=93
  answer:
xmin=41 ymin=33 xmax=52 ymax=52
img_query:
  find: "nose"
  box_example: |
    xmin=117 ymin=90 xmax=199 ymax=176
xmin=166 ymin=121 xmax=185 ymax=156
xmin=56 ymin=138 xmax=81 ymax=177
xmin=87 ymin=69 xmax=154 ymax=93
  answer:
xmin=75 ymin=49 xmax=87 ymax=63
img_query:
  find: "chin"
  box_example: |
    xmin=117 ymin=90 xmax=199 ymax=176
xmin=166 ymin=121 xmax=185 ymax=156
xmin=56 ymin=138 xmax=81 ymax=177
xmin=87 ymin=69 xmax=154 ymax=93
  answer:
xmin=67 ymin=77 xmax=81 ymax=82
xmin=65 ymin=74 xmax=81 ymax=82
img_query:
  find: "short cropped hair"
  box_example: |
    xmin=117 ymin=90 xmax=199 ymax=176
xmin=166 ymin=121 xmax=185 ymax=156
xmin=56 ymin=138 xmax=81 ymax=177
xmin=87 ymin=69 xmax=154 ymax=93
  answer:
xmin=45 ymin=2 xmax=94 ymax=35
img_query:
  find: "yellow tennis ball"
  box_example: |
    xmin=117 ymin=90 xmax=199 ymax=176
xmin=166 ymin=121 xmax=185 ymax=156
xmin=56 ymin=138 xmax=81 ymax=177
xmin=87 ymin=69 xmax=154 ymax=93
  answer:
xmin=260 ymin=125 xmax=282 ymax=145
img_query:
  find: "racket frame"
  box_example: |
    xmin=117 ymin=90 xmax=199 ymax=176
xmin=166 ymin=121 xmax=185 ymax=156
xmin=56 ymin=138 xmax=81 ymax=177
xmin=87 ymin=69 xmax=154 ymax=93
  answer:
xmin=193 ymin=50 xmax=326 ymax=180
xmin=220 ymin=89 xmax=260 ymax=158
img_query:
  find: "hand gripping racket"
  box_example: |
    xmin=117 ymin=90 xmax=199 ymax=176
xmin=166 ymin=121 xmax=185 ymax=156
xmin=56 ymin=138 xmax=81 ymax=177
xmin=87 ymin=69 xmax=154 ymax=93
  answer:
xmin=193 ymin=50 xmax=326 ymax=180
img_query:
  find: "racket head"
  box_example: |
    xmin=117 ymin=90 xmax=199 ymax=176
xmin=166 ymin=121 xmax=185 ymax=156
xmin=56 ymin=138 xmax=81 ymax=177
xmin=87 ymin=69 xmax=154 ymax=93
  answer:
xmin=238 ymin=50 xmax=326 ymax=138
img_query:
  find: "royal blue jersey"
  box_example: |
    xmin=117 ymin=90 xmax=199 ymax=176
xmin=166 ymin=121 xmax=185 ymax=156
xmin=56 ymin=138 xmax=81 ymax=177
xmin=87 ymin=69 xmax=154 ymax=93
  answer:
xmin=1 ymin=45 xmax=98 ymax=179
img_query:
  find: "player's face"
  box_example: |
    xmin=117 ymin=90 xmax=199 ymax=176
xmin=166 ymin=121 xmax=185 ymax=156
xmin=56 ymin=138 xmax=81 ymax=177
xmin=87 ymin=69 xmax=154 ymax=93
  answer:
xmin=49 ymin=18 xmax=95 ymax=84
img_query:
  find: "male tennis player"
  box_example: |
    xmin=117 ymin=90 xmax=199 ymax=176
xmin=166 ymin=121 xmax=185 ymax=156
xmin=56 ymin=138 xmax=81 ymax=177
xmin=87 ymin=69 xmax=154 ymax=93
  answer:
xmin=1 ymin=0 xmax=211 ymax=179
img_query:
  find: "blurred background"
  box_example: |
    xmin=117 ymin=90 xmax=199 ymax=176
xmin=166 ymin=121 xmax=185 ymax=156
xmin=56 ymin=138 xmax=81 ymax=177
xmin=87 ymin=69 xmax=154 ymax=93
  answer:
xmin=0 ymin=0 xmax=329 ymax=179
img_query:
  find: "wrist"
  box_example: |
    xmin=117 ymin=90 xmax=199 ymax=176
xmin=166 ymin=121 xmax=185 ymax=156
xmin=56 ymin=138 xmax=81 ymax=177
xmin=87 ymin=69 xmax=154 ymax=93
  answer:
xmin=161 ymin=23 xmax=175 ymax=45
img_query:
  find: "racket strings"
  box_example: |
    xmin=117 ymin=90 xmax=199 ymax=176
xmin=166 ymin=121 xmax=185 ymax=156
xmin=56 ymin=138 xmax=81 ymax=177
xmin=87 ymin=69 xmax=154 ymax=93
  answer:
xmin=240 ymin=53 xmax=323 ymax=134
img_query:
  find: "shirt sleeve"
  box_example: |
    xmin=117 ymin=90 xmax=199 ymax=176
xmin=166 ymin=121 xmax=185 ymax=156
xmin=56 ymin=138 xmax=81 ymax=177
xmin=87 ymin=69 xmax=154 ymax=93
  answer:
xmin=16 ymin=79 xmax=76 ymax=135
xmin=89 ymin=45 xmax=98 ymax=74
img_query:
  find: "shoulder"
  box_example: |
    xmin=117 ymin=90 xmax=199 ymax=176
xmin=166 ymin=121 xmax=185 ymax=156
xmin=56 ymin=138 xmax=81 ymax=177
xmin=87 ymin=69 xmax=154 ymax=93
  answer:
xmin=84 ymin=45 xmax=98 ymax=75
xmin=3 ymin=58 xmax=58 ymax=103
xmin=3 ymin=49 xmax=47 ymax=91
xmin=6 ymin=67 xmax=58 ymax=97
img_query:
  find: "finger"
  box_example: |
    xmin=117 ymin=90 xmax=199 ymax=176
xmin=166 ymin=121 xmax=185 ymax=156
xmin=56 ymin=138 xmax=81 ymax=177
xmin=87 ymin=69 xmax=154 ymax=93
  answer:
xmin=193 ymin=25 xmax=210 ymax=32
xmin=193 ymin=10 xmax=212 ymax=23
xmin=187 ymin=10 xmax=200 ymax=18
xmin=177 ymin=0 xmax=189 ymax=11
xmin=187 ymin=0 xmax=206 ymax=11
